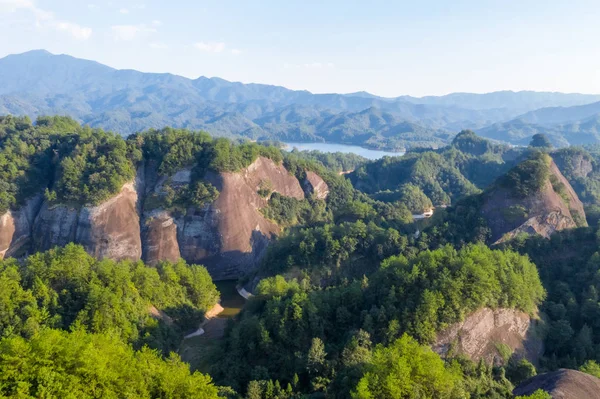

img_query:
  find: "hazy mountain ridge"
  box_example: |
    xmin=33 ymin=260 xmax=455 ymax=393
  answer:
xmin=3 ymin=50 xmax=600 ymax=148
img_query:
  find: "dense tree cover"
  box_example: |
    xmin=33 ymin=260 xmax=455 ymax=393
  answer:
xmin=211 ymin=244 xmax=544 ymax=396
xmin=501 ymin=228 xmax=600 ymax=370
xmin=256 ymin=220 xmax=411 ymax=279
xmin=514 ymin=391 xmax=552 ymax=399
xmin=352 ymin=334 xmax=463 ymax=398
xmin=0 ymin=115 xmax=137 ymax=212
xmin=498 ymin=152 xmax=551 ymax=198
xmin=0 ymin=244 xmax=218 ymax=353
xmin=372 ymin=183 xmax=433 ymax=213
xmin=351 ymin=131 xmax=522 ymax=208
xmin=0 ymin=328 xmax=220 ymax=399
xmin=1 ymin=117 xmax=301 ymax=214
xmin=285 ymin=148 xmax=368 ymax=172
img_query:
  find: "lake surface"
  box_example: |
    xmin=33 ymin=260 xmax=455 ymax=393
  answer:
xmin=283 ymin=142 xmax=404 ymax=160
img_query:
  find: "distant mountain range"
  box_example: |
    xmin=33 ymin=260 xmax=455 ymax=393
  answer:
xmin=2 ymin=49 xmax=600 ymax=149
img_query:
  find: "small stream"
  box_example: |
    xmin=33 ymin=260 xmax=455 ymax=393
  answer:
xmin=214 ymin=280 xmax=246 ymax=318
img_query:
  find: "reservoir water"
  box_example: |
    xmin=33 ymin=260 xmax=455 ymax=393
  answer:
xmin=283 ymin=142 xmax=404 ymax=160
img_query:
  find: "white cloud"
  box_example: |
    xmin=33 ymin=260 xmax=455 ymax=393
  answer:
xmin=0 ymin=0 xmax=92 ymax=40
xmin=194 ymin=41 xmax=226 ymax=53
xmin=87 ymin=4 xmax=97 ymax=9
xmin=111 ymin=24 xmax=156 ymax=41
xmin=230 ymin=48 xmax=242 ymax=55
xmin=304 ymin=62 xmax=335 ymax=69
xmin=0 ymin=0 xmax=33 ymax=13
xmin=149 ymin=41 xmax=167 ymax=49
xmin=119 ymin=7 xmax=128 ymax=14
xmin=151 ymin=19 xmax=161 ymax=26
xmin=55 ymin=21 xmax=92 ymax=40
xmin=284 ymin=62 xmax=335 ymax=69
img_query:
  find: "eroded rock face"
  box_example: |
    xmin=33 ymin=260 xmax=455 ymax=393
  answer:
xmin=1 ymin=195 xmax=44 ymax=259
xmin=141 ymin=157 xmax=307 ymax=279
xmin=0 ymin=212 xmax=15 ymax=259
xmin=304 ymin=171 xmax=329 ymax=200
xmin=433 ymin=308 xmax=543 ymax=366
xmin=5 ymin=157 xmax=320 ymax=280
xmin=483 ymin=160 xmax=586 ymax=243
xmin=178 ymin=157 xmax=304 ymax=279
xmin=31 ymin=202 xmax=79 ymax=252
xmin=76 ymin=183 xmax=141 ymax=261
xmin=142 ymin=210 xmax=181 ymax=265
xmin=514 ymin=369 xmax=600 ymax=399
xmin=31 ymin=183 xmax=141 ymax=261
xmin=554 ymin=151 xmax=594 ymax=178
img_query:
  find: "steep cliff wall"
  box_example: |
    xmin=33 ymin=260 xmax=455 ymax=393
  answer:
xmin=0 ymin=211 xmax=14 ymax=259
xmin=304 ymin=171 xmax=329 ymax=200
xmin=433 ymin=307 xmax=543 ymax=366
xmin=0 ymin=195 xmax=43 ymax=260
xmin=29 ymin=183 xmax=142 ymax=261
xmin=141 ymin=157 xmax=305 ymax=278
xmin=3 ymin=157 xmax=320 ymax=280
xmin=75 ymin=183 xmax=141 ymax=261
xmin=142 ymin=209 xmax=181 ymax=265
xmin=141 ymin=156 xmax=308 ymax=279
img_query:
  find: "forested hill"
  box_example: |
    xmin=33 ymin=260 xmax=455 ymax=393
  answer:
xmin=3 ymin=50 xmax=600 ymax=149
xmin=350 ymin=130 xmax=523 ymax=209
xmin=5 ymin=116 xmax=600 ymax=397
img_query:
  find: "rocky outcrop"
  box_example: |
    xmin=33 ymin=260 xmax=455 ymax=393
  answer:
xmin=75 ymin=183 xmax=141 ymax=261
xmin=31 ymin=183 xmax=141 ymax=261
xmin=174 ymin=157 xmax=304 ymax=279
xmin=0 ymin=195 xmax=44 ymax=259
xmin=554 ymin=150 xmax=594 ymax=178
xmin=142 ymin=210 xmax=181 ymax=265
xmin=0 ymin=212 xmax=14 ymax=259
xmin=514 ymin=369 xmax=600 ymax=399
xmin=482 ymin=160 xmax=586 ymax=243
xmin=4 ymin=156 xmax=321 ymax=280
xmin=433 ymin=308 xmax=543 ymax=366
xmin=141 ymin=157 xmax=308 ymax=279
xmin=303 ymin=171 xmax=329 ymax=200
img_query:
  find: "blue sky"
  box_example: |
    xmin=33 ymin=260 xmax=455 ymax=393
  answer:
xmin=1 ymin=0 xmax=599 ymax=96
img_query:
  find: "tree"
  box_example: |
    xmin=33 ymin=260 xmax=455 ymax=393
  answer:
xmin=506 ymin=358 xmax=537 ymax=385
xmin=529 ymin=134 xmax=553 ymax=149
xmin=580 ymin=360 xmax=600 ymax=378
xmin=0 ymin=328 xmax=220 ymax=398
xmin=351 ymin=334 xmax=463 ymax=399
xmin=515 ymin=389 xmax=552 ymax=399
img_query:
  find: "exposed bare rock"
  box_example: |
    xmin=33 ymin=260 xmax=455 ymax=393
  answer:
xmin=149 ymin=305 xmax=174 ymax=325
xmin=180 ymin=157 xmax=304 ymax=279
xmin=433 ymin=308 xmax=543 ymax=366
xmin=482 ymin=160 xmax=586 ymax=243
xmin=32 ymin=183 xmax=141 ymax=261
xmin=142 ymin=210 xmax=181 ymax=265
xmin=304 ymin=171 xmax=329 ymax=200
xmin=141 ymin=157 xmax=306 ymax=279
xmin=31 ymin=202 xmax=79 ymax=252
xmin=76 ymin=183 xmax=141 ymax=261
xmin=0 ymin=212 xmax=14 ymax=259
xmin=1 ymin=195 xmax=44 ymax=259
xmin=6 ymin=156 xmax=314 ymax=280
xmin=554 ymin=150 xmax=594 ymax=178
xmin=514 ymin=369 xmax=600 ymax=399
